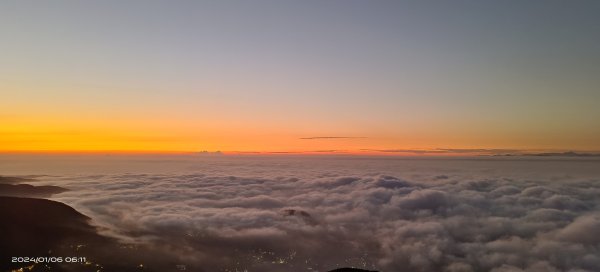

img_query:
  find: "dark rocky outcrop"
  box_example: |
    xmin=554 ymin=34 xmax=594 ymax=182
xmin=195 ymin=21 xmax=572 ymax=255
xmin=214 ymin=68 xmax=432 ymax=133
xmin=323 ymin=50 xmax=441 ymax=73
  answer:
xmin=328 ymin=268 xmax=378 ymax=272
xmin=282 ymin=208 xmax=318 ymax=225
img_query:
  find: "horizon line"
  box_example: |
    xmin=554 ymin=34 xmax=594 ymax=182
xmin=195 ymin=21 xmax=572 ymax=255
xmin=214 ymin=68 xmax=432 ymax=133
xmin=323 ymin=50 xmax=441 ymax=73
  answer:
xmin=2 ymin=149 xmax=600 ymax=157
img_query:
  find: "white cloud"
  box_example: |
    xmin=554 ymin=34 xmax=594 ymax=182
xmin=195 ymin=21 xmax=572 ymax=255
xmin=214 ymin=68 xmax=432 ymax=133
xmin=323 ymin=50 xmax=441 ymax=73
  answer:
xmin=41 ymin=157 xmax=600 ymax=272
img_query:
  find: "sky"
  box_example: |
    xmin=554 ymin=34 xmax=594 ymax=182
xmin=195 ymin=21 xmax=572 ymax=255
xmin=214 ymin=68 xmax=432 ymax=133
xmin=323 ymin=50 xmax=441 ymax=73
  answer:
xmin=1 ymin=0 xmax=599 ymax=153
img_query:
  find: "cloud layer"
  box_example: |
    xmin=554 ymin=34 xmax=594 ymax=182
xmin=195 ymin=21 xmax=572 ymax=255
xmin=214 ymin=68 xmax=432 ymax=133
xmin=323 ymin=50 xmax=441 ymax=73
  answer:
xmin=42 ymin=157 xmax=600 ymax=271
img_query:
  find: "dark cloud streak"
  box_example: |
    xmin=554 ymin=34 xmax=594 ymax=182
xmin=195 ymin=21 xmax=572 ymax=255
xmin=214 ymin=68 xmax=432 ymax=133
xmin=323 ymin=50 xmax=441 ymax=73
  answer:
xmin=299 ymin=137 xmax=367 ymax=140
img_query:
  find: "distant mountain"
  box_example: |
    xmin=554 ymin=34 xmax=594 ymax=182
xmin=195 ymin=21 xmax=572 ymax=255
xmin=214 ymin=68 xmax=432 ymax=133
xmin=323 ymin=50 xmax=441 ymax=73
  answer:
xmin=526 ymin=151 xmax=600 ymax=157
xmin=0 ymin=175 xmax=67 ymax=198
xmin=0 ymin=183 xmax=68 ymax=198
xmin=0 ymin=175 xmax=37 ymax=184
xmin=494 ymin=151 xmax=600 ymax=157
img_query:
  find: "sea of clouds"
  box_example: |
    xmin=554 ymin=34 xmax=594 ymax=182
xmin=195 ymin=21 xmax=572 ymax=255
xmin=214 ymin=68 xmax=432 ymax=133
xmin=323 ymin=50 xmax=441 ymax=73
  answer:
xmin=14 ymin=155 xmax=600 ymax=271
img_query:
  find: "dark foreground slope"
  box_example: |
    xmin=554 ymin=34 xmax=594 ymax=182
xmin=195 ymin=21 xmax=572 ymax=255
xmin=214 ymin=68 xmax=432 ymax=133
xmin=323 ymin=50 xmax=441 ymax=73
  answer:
xmin=0 ymin=177 xmax=191 ymax=272
xmin=0 ymin=196 xmax=109 ymax=271
xmin=0 ymin=196 xmax=103 ymax=252
xmin=0 ymin=196 xmax=183 ymax=272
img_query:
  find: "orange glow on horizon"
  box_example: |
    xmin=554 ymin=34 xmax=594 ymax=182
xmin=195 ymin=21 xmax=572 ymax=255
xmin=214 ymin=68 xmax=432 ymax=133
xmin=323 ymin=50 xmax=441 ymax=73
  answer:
xmin=2 ymin=114 xmax=598 ymax=156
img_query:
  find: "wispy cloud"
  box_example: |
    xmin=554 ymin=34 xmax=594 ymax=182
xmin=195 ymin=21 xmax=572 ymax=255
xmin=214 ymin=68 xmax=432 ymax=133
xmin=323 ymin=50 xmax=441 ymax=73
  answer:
xmin=362 ymin=148 xmax=523 ymax=155
xmin=362 ymin=149 xmax=448 ymax=154
xmin=519 ymin=151 xmax=600 ymax=157
xmin=299 ymin=137 xmax=367 ymax=140
xmin=437 ymin=148 xmax=522 ymax=153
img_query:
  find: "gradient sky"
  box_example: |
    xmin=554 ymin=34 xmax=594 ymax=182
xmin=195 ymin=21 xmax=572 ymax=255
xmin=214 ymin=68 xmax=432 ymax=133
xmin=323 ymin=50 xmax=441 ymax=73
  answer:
xmin=1 ymin=1 xmax=599 ymax=153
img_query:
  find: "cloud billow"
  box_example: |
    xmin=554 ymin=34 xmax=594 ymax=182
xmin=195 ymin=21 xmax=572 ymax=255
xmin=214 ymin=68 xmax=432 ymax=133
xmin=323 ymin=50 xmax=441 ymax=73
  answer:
xmin=48 ymin=166 xmax=600 ymax=272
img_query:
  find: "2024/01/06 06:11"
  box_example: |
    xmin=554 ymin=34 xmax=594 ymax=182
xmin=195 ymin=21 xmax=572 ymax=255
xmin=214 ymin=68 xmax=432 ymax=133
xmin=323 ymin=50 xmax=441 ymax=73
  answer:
xmin=12 ymin=256 xmax=87 ymax=264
